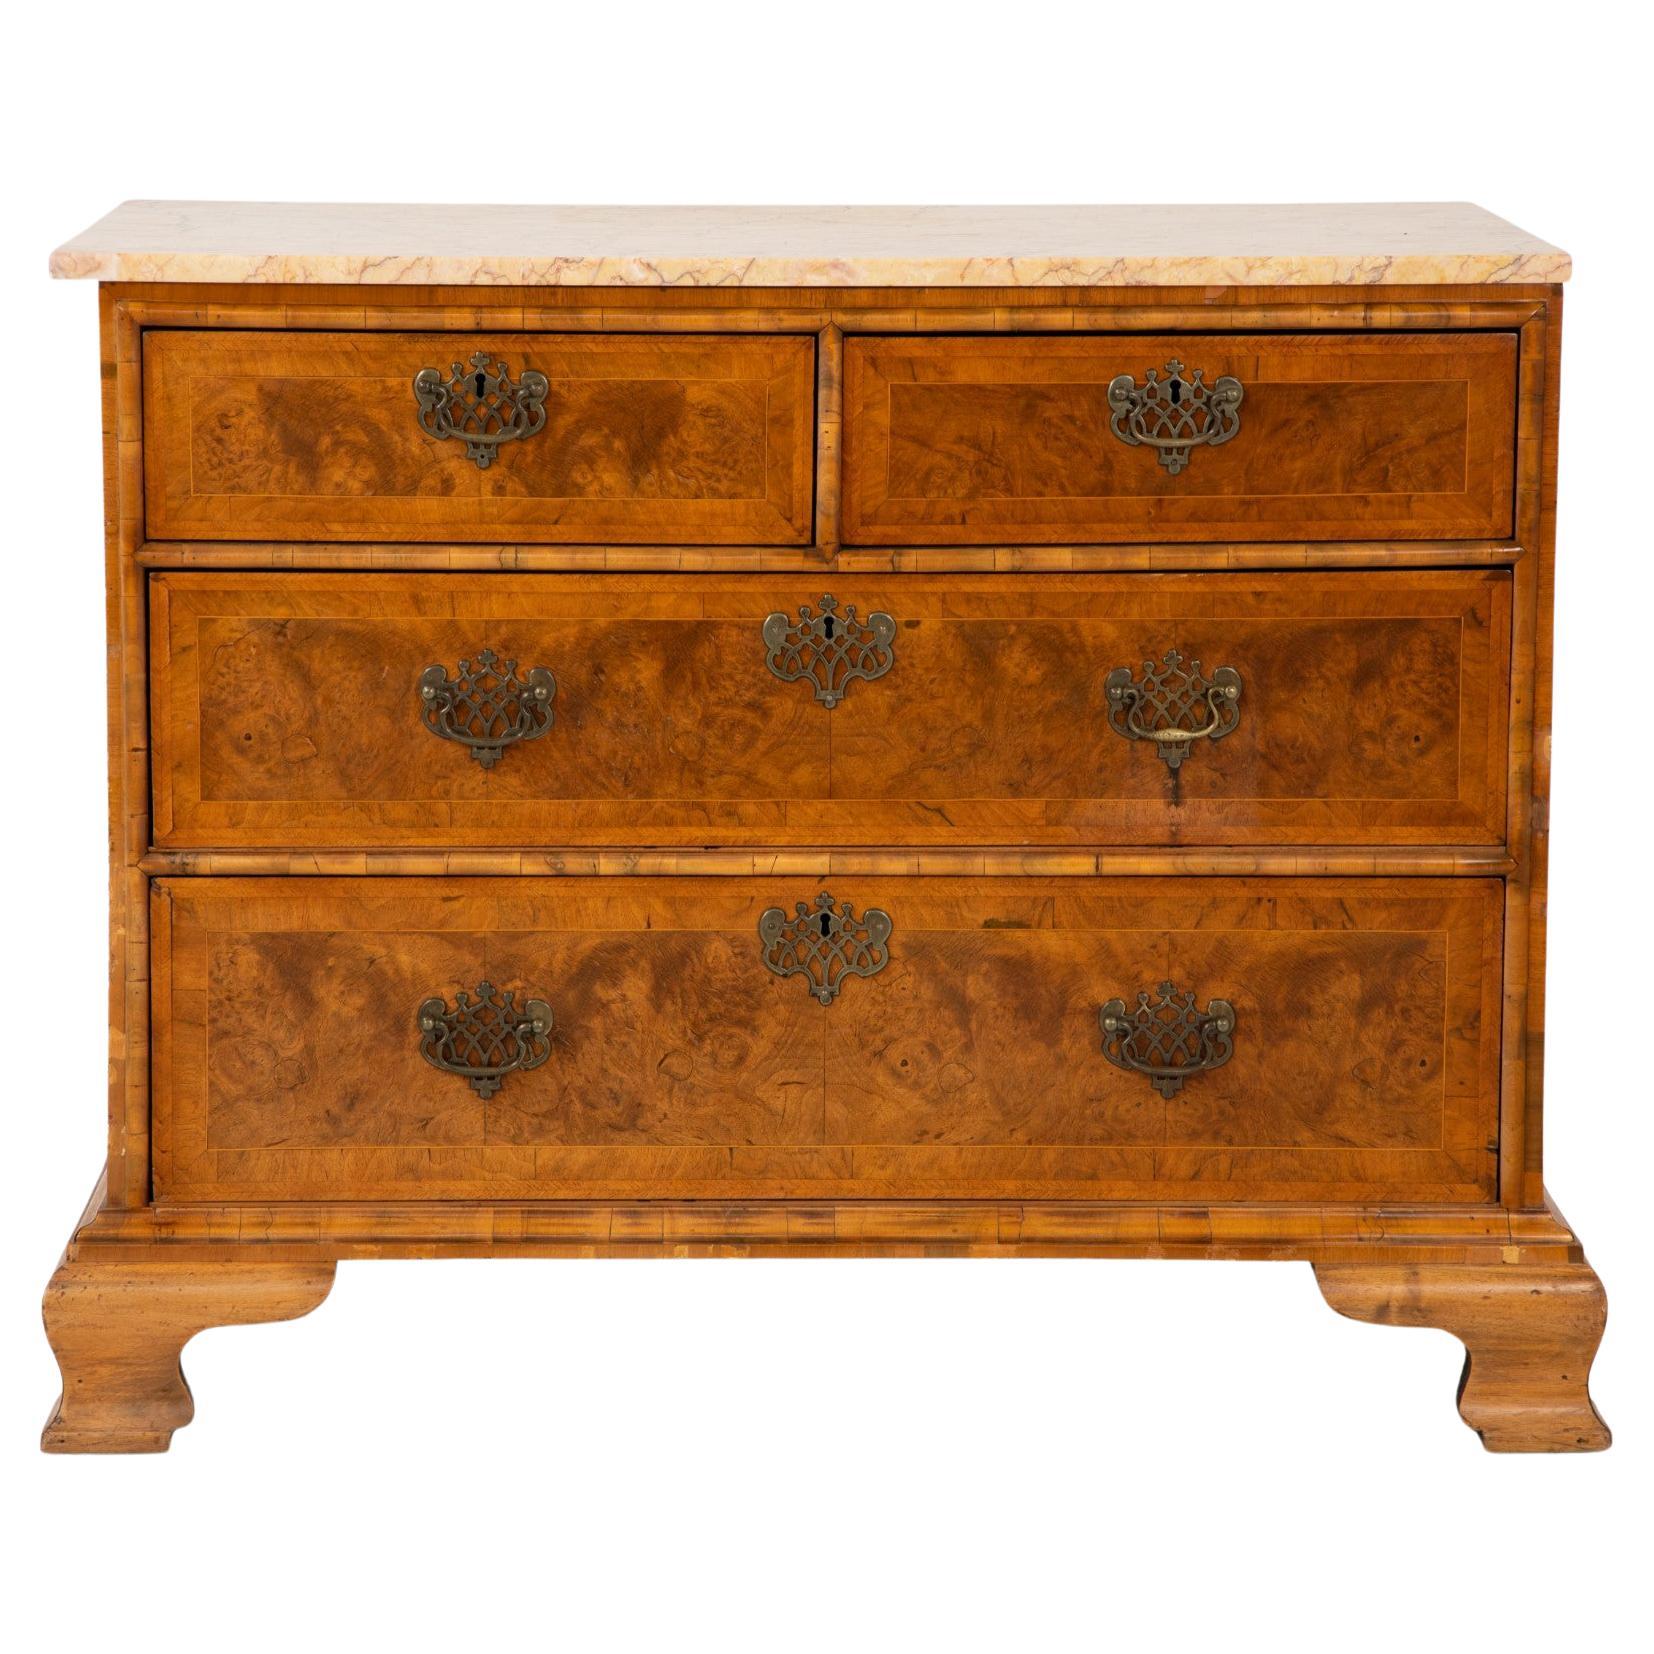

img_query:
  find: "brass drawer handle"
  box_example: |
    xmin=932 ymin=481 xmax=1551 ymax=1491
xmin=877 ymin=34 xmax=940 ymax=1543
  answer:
xmin=418 ymin=982 xmax=553 ymax=1098
xmin=759 ymin=891 xmax=892 ymax=1005
xmin=419 ymin=649 xmax=556 ymax=770
xmin=763 ymin=594 xmax=895 ymax=707
xmin=1107 ymin=359 xmax=1243 ymax=475
xmin=413 ymin=351 xmax=549 ymax=469
xmin=1105 ymin=651 xmax=1242 ymax=776
xmin=1099 ymin=982 xmax=1236 ymax=1099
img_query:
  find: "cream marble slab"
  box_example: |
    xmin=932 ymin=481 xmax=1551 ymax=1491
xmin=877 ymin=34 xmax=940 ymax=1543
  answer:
xmin=50 ymin=201 xmax=1569 ymax=288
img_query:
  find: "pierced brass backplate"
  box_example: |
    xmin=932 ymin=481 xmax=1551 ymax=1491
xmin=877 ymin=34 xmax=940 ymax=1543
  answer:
xmin=758 ymin=892 xmax=893 ymax=1005
xmin=1099 ymin=983 xmax=1236 ymax=1100
xmin=417 ymin=982 xmax=553 ymax=1099
xmin=762 ymin=594 xmax=895 ymax=707
xmin=1107 ymin=359 xmax=1244 ymax=475
xmin=1105 ymin=651 xmax=1242 ymax=775
xmin=413 ymin=352 xmax=549 ymax=469
xmin=418 ymin=649 xmax=556 ymax=770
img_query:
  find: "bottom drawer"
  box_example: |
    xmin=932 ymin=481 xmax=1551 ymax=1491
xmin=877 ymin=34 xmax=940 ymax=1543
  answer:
xmin=152 ymin=876 xmax=1502 ymax=1205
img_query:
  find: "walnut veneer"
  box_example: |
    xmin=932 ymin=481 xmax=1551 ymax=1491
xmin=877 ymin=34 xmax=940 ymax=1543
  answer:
xmin=145 ymin=331 xmax=816 ymax=543
xmin=152 ymin=875 xmax=1502 ymax=1205
xmin=842 ymin=333 xmax=1518 ymax=543
xmin=150 ymin=570 xmax=1510 ymax=848
xmin=42 ymin=202 xmax=1607 ymax=1455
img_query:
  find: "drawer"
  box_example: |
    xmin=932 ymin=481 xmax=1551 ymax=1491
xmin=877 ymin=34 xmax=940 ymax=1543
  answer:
xmin=150 ymin=570 xmax=1510 ymax=850
xmin=842 ymin=333 xmax=1518 ymax=544
xmin=142 ymin=331 xmax=817 ymax=544
xmin=152 ymin=876 xmax=1502 ymax=1204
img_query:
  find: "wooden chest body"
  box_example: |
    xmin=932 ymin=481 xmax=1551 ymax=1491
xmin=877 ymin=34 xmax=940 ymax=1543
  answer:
xmin=41 ymin=203 xmax=1608 ymax=1453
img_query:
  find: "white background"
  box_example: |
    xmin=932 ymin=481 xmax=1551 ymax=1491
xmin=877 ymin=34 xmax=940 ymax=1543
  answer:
xmin=3 ymin=2 xmax=1648 ymax=1648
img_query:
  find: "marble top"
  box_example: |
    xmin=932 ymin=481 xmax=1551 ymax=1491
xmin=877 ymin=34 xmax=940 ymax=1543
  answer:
xmin=50 ymin=202 xmax=1569 ymax=288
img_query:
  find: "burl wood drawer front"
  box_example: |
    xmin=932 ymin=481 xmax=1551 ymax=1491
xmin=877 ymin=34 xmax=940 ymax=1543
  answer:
xmin=151 ymin=876 xmax=1501 ymax=1205
xmin=142 ymin=331 xmax=816 ymax=543
xmin=150 ymin=570 xmax=1510 ymax=850
xmin=842 ymin=333 xmax=1518 ymax=544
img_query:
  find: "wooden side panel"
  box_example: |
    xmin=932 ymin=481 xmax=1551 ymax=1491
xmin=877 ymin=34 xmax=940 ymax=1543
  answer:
xmin=105 ymin=293 xmax=153 ymax=1206
xmin=143 ymin=331 xmax=816 ymax=543
xmin=151 ymin=570 xmax=1510 ymax=849
xmin=153 ymin=877 xmax=1501 ymax=1205
xmin=843 ymin=333 xmax=1518 ymax=543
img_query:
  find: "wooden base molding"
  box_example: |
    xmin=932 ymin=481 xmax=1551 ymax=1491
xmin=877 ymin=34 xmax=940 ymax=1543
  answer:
xmin=42 ymin=1171 xmax=1610 ymax=1453
xmin=76 ymin=1194 xmax=1582 ymax=1258
xmin=41 ymin=1255 xmax=335 ymax=1454
xmin=1314 ymin=1262 xmax=1610 ymax=1452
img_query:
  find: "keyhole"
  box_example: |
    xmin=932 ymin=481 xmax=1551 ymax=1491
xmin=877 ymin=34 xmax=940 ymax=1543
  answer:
xmin=474 ymin=371 xmax=487 ymax=398
xmin=822 ymin=615 xmax=836 ymax=640
xmin=1169 ymin=379 xmax=1182 ymax=405
xmin=819 ymin=912 xmax=832 ymax=938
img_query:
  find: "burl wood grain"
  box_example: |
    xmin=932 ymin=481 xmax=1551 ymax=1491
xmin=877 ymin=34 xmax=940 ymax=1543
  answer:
xmin=150 ymin=570 xmax=1510 ymax=849
xmin=41 ymin=1254 xmax=334 ymax=1452
xmin=143 ymin=331 xmax=816 ymax=543
xmin=843 ymin=333 xmax=1518 ymax=543
xmin=151 ymin=877 xmax=1501 ymax=1205
xmin=1315 ymin=1262 xmax=1610 ymax=1451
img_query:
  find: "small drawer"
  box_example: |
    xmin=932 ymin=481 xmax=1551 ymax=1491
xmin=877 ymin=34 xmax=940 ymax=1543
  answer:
xmin=142 ymin=330 xmax=817 ymax=544
xmin=151 ymin=875 xmax=1502 ymax=1204
xmin=150 ymin=570 xmax=1511 ymax=850
xmin=842 ymin=332 xmax=1518 ymax=543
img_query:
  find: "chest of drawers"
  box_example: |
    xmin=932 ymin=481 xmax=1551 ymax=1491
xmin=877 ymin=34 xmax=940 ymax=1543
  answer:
xmin=41 ymin=203 xmax=1608 ymax=1453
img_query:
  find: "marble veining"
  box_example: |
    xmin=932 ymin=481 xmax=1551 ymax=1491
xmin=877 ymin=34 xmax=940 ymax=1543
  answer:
xmin=50 ymin=202 xmax=1570 ymax=287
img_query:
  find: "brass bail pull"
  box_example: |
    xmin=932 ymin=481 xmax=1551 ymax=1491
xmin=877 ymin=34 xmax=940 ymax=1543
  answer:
xmin=1106 ymin=359 xmax=1244 ymax=475
xmin=417 ymin=983 xmax=553 ymax=1099
xmin=1099 ymin=984 xmax=1236 ymax=1099
xmin=413 ymin=351 xmax=550 ymax=469
xmin=418 ymin=649 xmax=557 ymax=770
xmin=1104 ymin=653 xmax=1243 ymax=777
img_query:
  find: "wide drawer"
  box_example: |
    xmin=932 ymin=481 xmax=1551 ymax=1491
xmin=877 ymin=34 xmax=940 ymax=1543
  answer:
xmin=842 ymin=333 xmax=1518 ymax=543
xmin=150 ymin=570 xmax=1511 ymax=849
xmin=142 ymin=331 xmax=816 ymax=543
xmin=151 ymin=876 xmax=1502 ymax=1204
